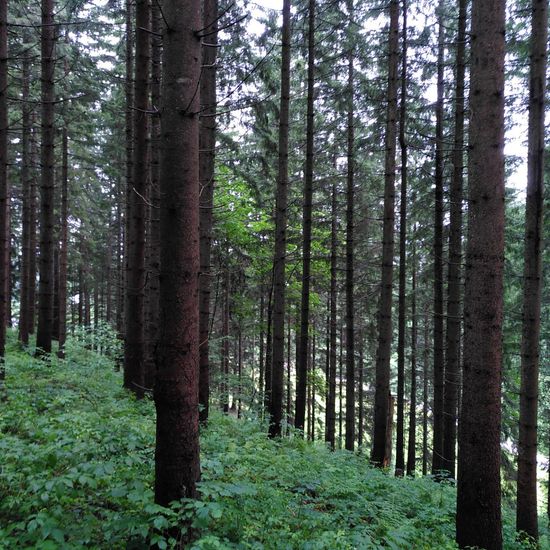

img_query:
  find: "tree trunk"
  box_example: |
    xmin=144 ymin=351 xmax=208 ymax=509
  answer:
xmin=406 ymin=230 xmax=417 ymax=476
xmin=198 ymin=0 xmax=218 ymax=424
xmin=58 ymin=127 xmax=68 ymax=358
xmin=268 ymin=0 xmax=291 ymax=438
xmin=19 ymin=40 xmax=31 ymax=346
xmin=0 ymin=0 xmax=7 ymax=380
xmin=124 ymin=0 xmax=150 ymax=396
xmin=36 ymin=0 xmax=56 ymax=355
xmin=325 ymin=180 xmax=338 ymax=449
xmin=295 ymin=0 xmax=315 ymax=434
xmin=29 ymin=127 xmax=38 ymax=336
xmin=221 ymin=271 xmax=229 ymax=413
xmin=339 ymin=324 xmax=343 ymax=449
xmin=516 ymin=0 xmax=547 ymax=540
xmin=442 ymin=0 xmax=467 ymax=478
xmin=456 ymin=0 xmax=505 ymax=546
xmin=344 ymin=0 xmax=355 ymax=452
xmin=422 ymin=310 xmax=429 ymax=476
xmin=371 ymin=0 xmax=399 ymax=467
xmin=432 ymin=6 xmax=445 ymax=475
xmin=154 ymin=0 xmax=201 ymax=506
xmin=395 ymin=0 xmax=408 ymax=476
xmin=358 ymin=328 xmax=364 ymax=449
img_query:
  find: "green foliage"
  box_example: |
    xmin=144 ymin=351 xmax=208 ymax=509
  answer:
xmin=0 ymin=331 xmax=541 ymax=549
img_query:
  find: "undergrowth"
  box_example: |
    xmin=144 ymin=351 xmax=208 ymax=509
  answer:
xmin=0 ymin=329 xmax=546 ymax=549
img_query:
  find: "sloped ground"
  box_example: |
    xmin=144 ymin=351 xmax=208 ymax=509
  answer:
xmin=0 ymin=330 xmax=542 ymax=549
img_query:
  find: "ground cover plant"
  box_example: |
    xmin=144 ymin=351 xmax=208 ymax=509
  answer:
xmin=0 ymin=330 xmax=544 ymax=549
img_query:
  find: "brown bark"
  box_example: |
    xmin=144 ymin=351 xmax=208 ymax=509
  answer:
xmin=516 ymin=0 xmax=548 ymax=540
xmin=124 ymin=0 xmax=150 ymax=396
xmin=145 ymin=1 xmax=161 ymax=389
xmin=19 ymin=41 xmax=32 ymax=346
xmin=268 ymin=0 xmax=292 ymax=438
xmin=395 ymin=0 xmax=408 ymax=476
xmin=199 ymin=0 xmax=218 ymax=424
xmin=406 ymin=232 xmax=417 ymax=476
xmin=384 ymin=394 xmax=395 ymax=468
xmin=295 ymin=0 xmax=315 ymax=434
xmin=442 ymin=0 xmax=467 ymax=478
xmin=432 ymin=7 xmax=445 ymax=475
xmin=344 ymin=1 xmax=355 ymax=452
xmin=0 ymin=0 xmax=6 ymax=378
xmin=57 ymin=127 xmax=68 ymax=358
xmin=456 ymin=0 xmax=505 ymax=546
xmin=36 ymin=0 xmax=56 ymax=355
xmin=371 ymin=0 xmax=399 ymax=467
xmin=154 ymin=0 xmax=201 ymax=506
xmin=325 ymin=180 xmax=337 ymax=449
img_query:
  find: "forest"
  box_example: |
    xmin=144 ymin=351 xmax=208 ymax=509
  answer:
xmin=0 ymin=0 xmax=548 ymax=548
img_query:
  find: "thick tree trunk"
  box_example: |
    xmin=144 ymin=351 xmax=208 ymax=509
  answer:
xmin=371 ymin=0 xmax=399 ymax=467
xmin=295 ymin=0 xmax=315 ymax=433
xmin=325 ymin=180 xmax=338 ymax=449
xmin=36 ymin=0 xmax=56 ymax=355
xmin=58 ymin=128 xmax=68 ymax=358
xmin=516 ymin=0 xmax=547 ymax=540
xmin=124 ymin=0 xmax=150 ymax=396
xmin=198 ymin=0 xmax=218 ymax=423
xmin=432 ymin=7 xmax=445 ymax=475
xmin=268 ymin=0 xmax=292 ymax=438
xmin=344 ymin=2 xmax=355 ymax=452
xmin=442 ymin=0 xmax=467 ymax=478
xmin=456 ymin=0 xmax=505 ymax=547
xmin=406 ymin=233 xmax=417 ymax=476
xmin=0 ymin=0 xmax=7 ymax=379
xmin=395 ymin=0 xmax=408 ymax=476
xmin=154 ymin=0 xmax=201 ymax=506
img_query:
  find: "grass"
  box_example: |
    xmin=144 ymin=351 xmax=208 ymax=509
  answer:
xmin=0 ymin=328 xmax=545 ymax=549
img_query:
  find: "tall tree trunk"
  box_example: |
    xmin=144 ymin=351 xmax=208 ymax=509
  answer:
xmin=442 ymin=0 xmax=467 ymax=478
xmin=29 ymin=126 xmax=38 ymax=335
xmin=338 ymin=324 xmax=343 ymax=449
xmin=295 ymin=0 xmax=315 ymax=434
xmin=198 ymin=0 xmax=218 ymax=424
xmin=124 ymin=0 xmax=150 ymax=396
xmin=456 ymin=0 xmax=505 ymax=546
xmin=432 ymin=7 xmax=445 ymax=475
xmin=371 ymin=0 xmax=399 ymax=467
xmin=36 ymin=0 xmax=56 ymax=355
xmin=516 ymin=0 xmax=547 ymax=540
xmin=264 ymin=281 xmax=273 ymax=413
xmin=0 ymin=0 xmax=7 ymax=380
xmin=311 ymin=329 xmax=316 ymax=440
xmin=221 ymin=271 xmax=229 ymax=413
xmin=325 ymin=180 xmax=338 ymax=449
xmin=422 ymin=310 xmax=429 ymax=476
xmin=286 ymin=314 xmax=292 ymax=425
xmin=344 ymin=0 xmax=355 ymax=452
xmin=406 ymin=231 xmax=417 ymax=476
xmin=268 ymin=0 xmax=292 ymax=438
xmin=395 ymin=0 xmax=408 ymax=476
xmin=145 ymin=1 xmax=161 ymax=389
xmin=154 ymin=0 xmax=201 ymax=506
xmin=19 ymin=41 xmax=31 ymax=346
xmin=58 ymin=127 xmax=68 ymax=358
xmin=358 ymin=330 xmax=364 ymax=448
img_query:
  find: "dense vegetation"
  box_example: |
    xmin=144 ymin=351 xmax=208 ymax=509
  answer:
xmin=0 ymin=330 xmax=546 ymax=549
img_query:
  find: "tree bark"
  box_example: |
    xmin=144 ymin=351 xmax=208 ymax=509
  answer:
xmin=516 ymin=0 xmax=548 ymax=541
xmin=325 ymin=179 xmax=338 ymax=449
xmin=432 ymin=6 xmax=445 ymax=475
xmin=198 ymin=0 xmax=218 ymax=424
xmin=422 ymin=310 xmax=429 ymax=476
xmin=295 ymin=0 xmax=315 ymax=434
xmin=371 ymin=0 xmax=399 ymax=467
xmin=36 ymin=0 xmax=56 ymax=355
xmin=154 ymin=0 xmax=201 ymax=506
xmin=442 ymin=0 xmax=467 ymax=478
xmin=344 ymin=0 xmax=355 ymax=452
xmin=456 ymin=0 xmax=505 ymax=546
xmin=124 ymin=0 xmax=150 ymax=396
xmin=58 ymin=127 xmax=68 ymax=358
xmin=406 ymin=231 xmax=417 ymax=476
xmin=19 ymin=40 xmax=31 ymax=346
xmin=268 ymin=0 xmax=292 ymax=438
xmin=395 ymin=0 xmax=408 ymax=476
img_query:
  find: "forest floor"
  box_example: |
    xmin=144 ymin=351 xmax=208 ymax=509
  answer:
xmin=0 ymin=329 xmax=546 ymax=549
